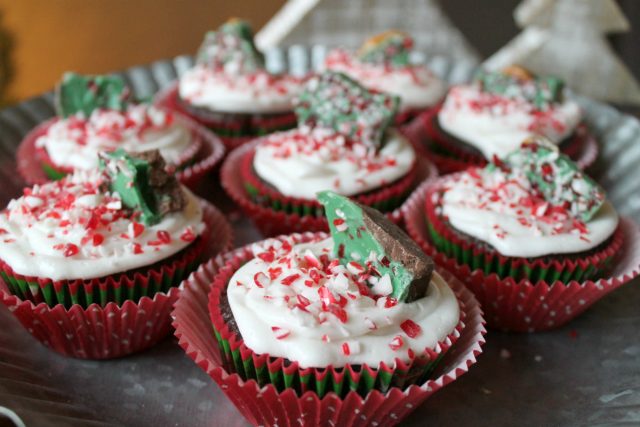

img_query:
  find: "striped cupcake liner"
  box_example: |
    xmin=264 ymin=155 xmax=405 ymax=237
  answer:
xmin=403 ymin=179 xmax=640 ymax=331
xmin=407 ymin=107 xmax=598 ymax=174
xmin=422 ymin=176 xmax=623 ymax=283
xmin=221 ymin=140 xmax=438 ymax=237
xmin=0 ymin=200 xmax=231 ymax=309
xmin=154 ymin=83 xmax=297 ymax=150
xmin=0 ymin=201 xmax=233 ymax=359
xmin=172 ymin=232 xmax=486 ymax=426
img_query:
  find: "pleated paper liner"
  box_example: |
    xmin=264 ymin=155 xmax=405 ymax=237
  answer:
xmin=423 ymin=175 xmax=623 ymax=283
xmin=208 ymin=233 xmax=466 ymax=399
xmin=16 ymin=110 xmax=226 ymax=190
xmin=406 ymin=106 xmax=599 ymax=174
xmin=239 ymin=145 xmax=418 ymax=217
xmin=172 ymin=231 xmax=486 ymax=427
xmin=0 ymin=201 xmax=233 ymax=359
xmin=403 ymin=179 xmax=640 ymax=332
xmin=221 ymin=140 xmax=438 ymax=237
xmin=154 ymin=83 xmax=297 ymax=150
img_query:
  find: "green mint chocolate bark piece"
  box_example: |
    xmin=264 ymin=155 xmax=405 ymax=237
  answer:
xmin=357 ymin=30 xmax=413 ymax=67
xmin=504 ymin=139 xmax=605 ymax=221
xmin=295 ymin=71 xmax=400 ymax=149
xmin=196 ymin=18 xmax=264 ymax=73
xmin=100 ymin=149 xmax=185 ymax=226
xmin=476 ymin=68 xmax=564 ymax=110
xmin=56 ymin=72 xmax=130 ymax=118
xmin=318 ymin=191 xmax=433 ymax=303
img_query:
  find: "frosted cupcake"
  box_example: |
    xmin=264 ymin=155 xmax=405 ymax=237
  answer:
xmin=159 ymin=18 xmax=303 ymax=149
xmin=222 ymin=71 xmax=434 ymax=236
xmin=324 ymin=30 xmax=447 ymax=124
xmin=424 ymin=66 xmax=595 ymax=172
xmin=0 ymin=149 xmax=232 ymax=358
xmin=210 ymin=191 xmax=463 ymax=398
xmin=404 ymin=138 xmax=639 ymax=331
xmin=424 ymin=139 xmax=620 ymax=282
xmin=17 ymin=73 xmax=224 ymax=187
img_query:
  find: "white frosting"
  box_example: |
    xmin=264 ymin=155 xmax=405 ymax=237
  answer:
xmin=178 ymin=64 xmax=301 ymax=113
xmin=0 ymin=170 xmax=205 ymax=281
xmin=227 ymin=237 xmax=460 ymax=368
xmin=36 ymin=105 xmax=193 ymax=170
xmin=439 ymin=169 xmax=619 ymax=257
xmin=253 ymin=127 xmax=416 ymax=199
xmin=324 ymin=49 xmax=446 ymax=110
xmin=438 ymin=85 xmax=582 ymax=159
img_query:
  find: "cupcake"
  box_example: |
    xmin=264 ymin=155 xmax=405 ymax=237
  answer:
xmin=173 ymin=191 xmax=484 ymax=426
xmin=0 ymin=149 xmax=232 ymax=358
xmin=156 ymin=18 xmax=303 ymax=149
xmin=221 ymin=71 xmax=436 ymax=237
xmin=405 ymin=137 xmax=639 ymax=331
xmin=421 ymin=65 xmax=597 ymax=173
xmin=18 ymin=73 xmax=225 ymax=188
xmin=324 ymin=30 xmax=447 ymax=124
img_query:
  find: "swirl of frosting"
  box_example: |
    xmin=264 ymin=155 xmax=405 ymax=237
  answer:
xmin=178 ymin=65 xmax=302 ymax=113
xmin=36 ymin=105 xmax=194 ymax=171
xmin=0 ymin=170 xmax=205 ymax=281
xmin=252 ymin=127 xmax=415 ymax=199
xmin=324 ymin=49 xmax=446 ymax=110
xmin=439 ymin=167 xmax=619 ymax=257
xmin=438 ymin=84 xmax=582 ymax=159
xmin=227 ymin=237 xmax=460 ymax=368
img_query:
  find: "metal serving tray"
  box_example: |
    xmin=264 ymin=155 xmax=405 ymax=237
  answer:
xmin=0 ymin=49 xmax=638 ymax=427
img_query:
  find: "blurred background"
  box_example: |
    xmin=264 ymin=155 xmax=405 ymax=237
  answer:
xmin=0 ymin=0 xmax=637 ymax=105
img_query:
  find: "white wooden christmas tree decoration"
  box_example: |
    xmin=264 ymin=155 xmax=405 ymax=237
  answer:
xmin=484 ymin=0 xmax=640 ymax=105
xmin=256 ymin=0 xmax=480 ymax=64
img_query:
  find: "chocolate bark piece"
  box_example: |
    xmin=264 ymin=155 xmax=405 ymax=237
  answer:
xmin=99 ymin=149 xmax=185 ymax=226
xmin=196 ymin=18 xmax=264 ymax=73
xmin=475 ymin=67 xmax=564 ymax=110
xmin=357 ymin=30 xmax=414 ymax=68
xmin=295 ymin=71 xmax=400 ymax=150
xmin=502 ymin=138 xmax=605 ymax=221
xmin=56 ymin=72 xmax=130 ymax=118
xmin=317 ymin=191 xmax=433 ymax=303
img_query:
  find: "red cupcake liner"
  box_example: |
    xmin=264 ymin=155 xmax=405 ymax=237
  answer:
xmin=405 ymin=106 xmax=599 ymax=174
xmin=172 ymin=231 xmax=486 ymax=427
xmin=221 ymin=140 xmax=438 ymax=237
xmin=0 ymin=200 xmax=234 ymax=359
xmin=16 ymin=110 xmax=226 ymax=190
xmin=403 ymin=179 xmax=640 ymax=332
xmin=207 ymin=233 xmax=466 ymax=398
xmin=240 ymin=144 xmax=419 ymax=217
xmin=155 ymin=83 xmax=298 ymax=151
xmin=422 ymin=174 xmax=623 ymax=283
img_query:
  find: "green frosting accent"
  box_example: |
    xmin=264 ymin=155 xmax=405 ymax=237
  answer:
xmin=196 ymin=18 xmax=264 ymax=73
xmin=318 ymin=191 xmax=417 ymax=302
xmin=476 ymin=70 xmax=564 ymax=110
xmin=99 ymin=150 xmax=163 ymax=225
xmin=56 ymin=72 xmax=129 ymax=118
xmin=500 ymin=140 xmax=605 ymax=222
xmin=356 ymin=30 xmax=413 ymax=67
xmin=295 ymin=71 xmax=400 ymax=149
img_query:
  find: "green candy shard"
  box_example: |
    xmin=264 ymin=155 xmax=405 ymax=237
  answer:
xmin=317 ymin=191 xmax=433 ymax=303
xmin=295 ymin=71 xmax=400 ymax=149
xmin=99 ymin=149 xmax=185 ymax=226
xmin=196 ymin=18 xmax=264 ymax=73
xmin=475 ymin=69 xmax=564 ymax=110
xmin=501 ymin=139 xmax=605 ymax=222
xmin=56 ymin=72 xmax=130 ymax=118
xmin=356 ymin=30 xmax=414 ymax=67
